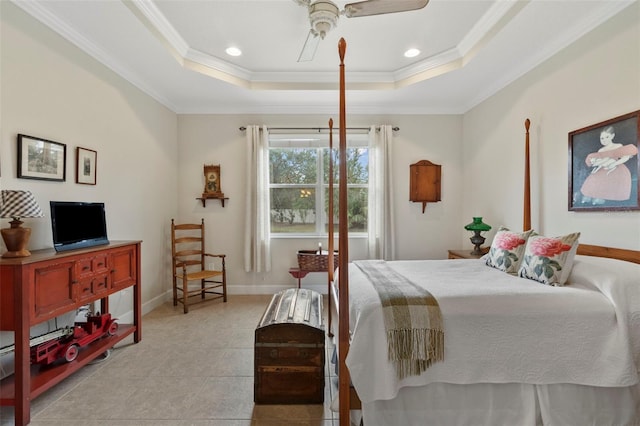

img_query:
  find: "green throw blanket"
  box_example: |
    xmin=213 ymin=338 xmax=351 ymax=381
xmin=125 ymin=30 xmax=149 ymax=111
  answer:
xmin=353 ymin=260 xmax=444 ymax=379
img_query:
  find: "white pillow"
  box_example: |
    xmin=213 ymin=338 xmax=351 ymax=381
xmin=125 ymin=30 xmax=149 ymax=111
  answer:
xmin=518 ymin=232 xmax=580 ymax=286
xmin=485 ymin=227 xmax=533 ymax=275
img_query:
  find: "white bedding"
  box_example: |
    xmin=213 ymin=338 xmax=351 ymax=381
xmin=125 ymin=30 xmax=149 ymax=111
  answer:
xmin=361 ymin=382 xmax=640 ymax=426
xmin=344 ymin=255 xmax=640 ymax=404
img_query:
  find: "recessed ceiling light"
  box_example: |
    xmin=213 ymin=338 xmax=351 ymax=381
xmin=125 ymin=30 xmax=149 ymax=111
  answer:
xmin=404 ymin=48 xmax=420 ymax=58
xmin=225 ymin=47 xmax=242 ymax=57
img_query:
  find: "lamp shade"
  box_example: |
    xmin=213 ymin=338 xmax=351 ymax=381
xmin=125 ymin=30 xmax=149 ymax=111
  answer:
xmin=464 ymin=217 xmax=491 ymax=232
xmin=0 ymin=190 xmax=44 ymax=220
xmin=1 ymin=190 xmax=44 ymax=257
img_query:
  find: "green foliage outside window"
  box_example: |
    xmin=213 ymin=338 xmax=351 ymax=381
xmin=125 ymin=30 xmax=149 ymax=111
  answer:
xmin=269 ymin=142 xmax=368 ymax=234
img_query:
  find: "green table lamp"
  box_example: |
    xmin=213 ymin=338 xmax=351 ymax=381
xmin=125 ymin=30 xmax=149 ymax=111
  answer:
xmin=464 ymin=217 xmax=491 ymax=255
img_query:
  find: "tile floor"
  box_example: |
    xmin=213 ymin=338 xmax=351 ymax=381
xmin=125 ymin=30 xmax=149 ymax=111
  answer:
xmin=1 ymin=295 xmax=339 ymax=425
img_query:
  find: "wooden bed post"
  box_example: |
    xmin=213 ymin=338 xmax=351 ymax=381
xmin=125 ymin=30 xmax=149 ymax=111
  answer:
xmin=337 ymin=37 xmax=351 ymax=426
xmin=523 ymin=118 xmax=531 ymax=232
xmin=328 ymin=118 xmax=334 ymax=338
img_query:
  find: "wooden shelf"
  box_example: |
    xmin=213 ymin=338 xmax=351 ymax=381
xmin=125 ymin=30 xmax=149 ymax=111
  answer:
xmin=196 ymin=197 xmax=229 ymax=207
xmin=0 ymin=324 xmax=135 ymax=403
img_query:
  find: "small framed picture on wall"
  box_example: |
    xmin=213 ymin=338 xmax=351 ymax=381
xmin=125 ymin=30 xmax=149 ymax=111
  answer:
xmin=17 ymin=134 xmax=66 ymax=181
xmin=76 ymin=146 xmax=97 ymax=185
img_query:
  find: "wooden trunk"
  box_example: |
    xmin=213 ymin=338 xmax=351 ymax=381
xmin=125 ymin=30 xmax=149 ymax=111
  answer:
xmin=254 ymin=288 xmax=325 ymax=404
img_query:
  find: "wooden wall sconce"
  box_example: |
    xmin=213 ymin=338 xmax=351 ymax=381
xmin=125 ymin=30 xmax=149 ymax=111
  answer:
xmin=203 ymin=164 xmax=223 ymax=197
xmin=410 ymin=160 xmax=441 ymax=213
xmin=197 ymin=164 xmax=229 ymax=207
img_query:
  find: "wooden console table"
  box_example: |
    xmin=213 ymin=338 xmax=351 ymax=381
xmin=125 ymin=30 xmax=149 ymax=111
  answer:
xmin=0 ymin=241 xmax=142 ymax=425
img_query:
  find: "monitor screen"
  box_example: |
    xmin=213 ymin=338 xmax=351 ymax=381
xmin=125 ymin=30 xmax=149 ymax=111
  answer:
xmin=50 ymin=201 xmax=109 ymax=252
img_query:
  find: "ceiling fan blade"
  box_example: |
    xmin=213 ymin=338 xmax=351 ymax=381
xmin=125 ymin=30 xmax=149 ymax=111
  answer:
xmin=344 ymin=0 xmax=429 ymax=18
xmin=298 ymin=29 xmax=321 ymax=62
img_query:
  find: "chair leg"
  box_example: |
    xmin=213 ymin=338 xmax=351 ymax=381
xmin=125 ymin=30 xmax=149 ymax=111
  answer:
xmin=223 ymin=270 xmax=227 ymax=302
xmin=201 ymin=279 xmax=206 ymax=300
xmin=183 ymin=275 xmax=189 ymax=314
xmin=172 ymin=275 xmax=178 ymax=307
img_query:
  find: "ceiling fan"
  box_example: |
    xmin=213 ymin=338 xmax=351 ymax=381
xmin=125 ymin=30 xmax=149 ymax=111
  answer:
xmin=294 ymin=0 xmax=429 ymax=62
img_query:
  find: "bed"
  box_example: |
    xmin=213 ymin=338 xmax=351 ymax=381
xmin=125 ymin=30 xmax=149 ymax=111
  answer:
xmin=328 ymin=38 xmax=640 ymax=426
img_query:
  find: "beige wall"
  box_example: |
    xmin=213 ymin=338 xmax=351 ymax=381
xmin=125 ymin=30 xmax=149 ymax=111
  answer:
xmin=176 ymin=114 xmax=464 ymax=293
xmin=0 ymin=2 xmax=178 ymax=315
xmin=462 ymin=2 xmax=640 ymax=250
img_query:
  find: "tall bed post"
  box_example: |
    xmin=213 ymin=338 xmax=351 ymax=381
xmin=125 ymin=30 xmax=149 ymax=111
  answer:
xmin=327 ymin=118 xmax=335 ymax=338
xmin=524 ymin=118 xmax=531 ymax=232
xmin=337 ymin=37 xmax=351 ymax=426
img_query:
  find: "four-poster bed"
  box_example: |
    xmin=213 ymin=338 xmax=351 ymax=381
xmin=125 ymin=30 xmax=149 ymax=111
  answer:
xmin=328 ymin=38 xmax=640 ymax=425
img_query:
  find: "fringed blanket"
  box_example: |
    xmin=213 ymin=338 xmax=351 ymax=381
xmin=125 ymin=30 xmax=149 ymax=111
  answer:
xmin=353 ymin=260 xmax=444 ymax=379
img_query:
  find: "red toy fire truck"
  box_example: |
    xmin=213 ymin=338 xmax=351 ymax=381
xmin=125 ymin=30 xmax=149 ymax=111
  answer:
xmin=30 ymin=313 xmax=118 ymax=365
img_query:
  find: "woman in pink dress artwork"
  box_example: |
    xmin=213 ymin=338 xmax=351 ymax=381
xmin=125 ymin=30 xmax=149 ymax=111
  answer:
xmin=580 ymin=125 xmax=638 ymax=205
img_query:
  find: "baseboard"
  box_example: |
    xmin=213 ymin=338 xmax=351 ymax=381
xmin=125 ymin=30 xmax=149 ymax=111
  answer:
xmin=114 ymin=285 xmax=328 ymax=322
xmin=227 ymin=284 xmax=328 ymax=295
xmin=142 ymin=292 xmax=172 ymax=315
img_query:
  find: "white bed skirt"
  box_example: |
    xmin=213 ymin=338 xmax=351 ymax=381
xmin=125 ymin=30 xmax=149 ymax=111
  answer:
xmin=359 ymin=382 xmax=640 ymax=426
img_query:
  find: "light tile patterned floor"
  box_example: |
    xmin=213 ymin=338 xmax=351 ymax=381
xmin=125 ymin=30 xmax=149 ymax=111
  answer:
xmin=1 ymin=295 xmax=338 ymax=425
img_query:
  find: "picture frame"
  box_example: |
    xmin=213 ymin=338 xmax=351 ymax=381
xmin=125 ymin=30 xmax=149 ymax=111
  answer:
xmin=76 ymin=146 xmax=97 ymax=185
xmin=202 ymin=164 xmax=224 ymax=198
xmin=17 ymin=134 xmax=66 ymax=181
xmin=568 ymin=110 xmax=640 ymax=211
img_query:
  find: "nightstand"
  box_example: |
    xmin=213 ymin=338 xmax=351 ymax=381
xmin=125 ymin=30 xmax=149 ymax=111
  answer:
xmin=448 ymin=247 xmax=489 ymax=259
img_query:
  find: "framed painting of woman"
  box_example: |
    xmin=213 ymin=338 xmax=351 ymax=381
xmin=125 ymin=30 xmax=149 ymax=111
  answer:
xmin=568 ymin=110 xmax=639 ymax=211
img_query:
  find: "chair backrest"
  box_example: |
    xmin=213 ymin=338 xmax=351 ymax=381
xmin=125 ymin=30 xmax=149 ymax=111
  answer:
xmin=171 ymin=218 xmax=207 ymax=273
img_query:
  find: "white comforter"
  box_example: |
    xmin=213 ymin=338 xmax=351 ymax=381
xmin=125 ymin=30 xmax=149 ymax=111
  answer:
xmin=344 ymin=255 xmax=640 ymax=403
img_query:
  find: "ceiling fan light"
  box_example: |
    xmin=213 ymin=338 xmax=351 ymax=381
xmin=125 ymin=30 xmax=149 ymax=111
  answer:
xmin=404 ymin=48 xmax=420 ymax=58
xmin=309 ymin=0 xmax=339 ymax=38
xmin=225 ymin=47 xmax=242 ymax=57
xmin=314 ymin=22 xmax=332 ymax=38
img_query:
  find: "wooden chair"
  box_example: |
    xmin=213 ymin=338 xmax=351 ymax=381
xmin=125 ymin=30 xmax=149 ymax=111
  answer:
xmin=171 ymin=218 xmax=227 ymax=313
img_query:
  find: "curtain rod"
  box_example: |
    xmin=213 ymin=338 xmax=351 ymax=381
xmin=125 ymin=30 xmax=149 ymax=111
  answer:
xmin=238 ymin=126 xmax=399 ymax=132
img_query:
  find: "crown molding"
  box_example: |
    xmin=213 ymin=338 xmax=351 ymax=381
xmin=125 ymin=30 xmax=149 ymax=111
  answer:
xmin=124 ymin=0 xmax=523 ymax=90
xmin=12 ymin=0 xmax=634 ymax=115
xmin=126 ymin=0 xmax=189 ymax=57
xmin=462 ymin=0 xmax=636 ymax=112
xmin=11 ymin=0 xmax=178 ymax=111
xmin=174 ymin=103 xmax=463 ymax=116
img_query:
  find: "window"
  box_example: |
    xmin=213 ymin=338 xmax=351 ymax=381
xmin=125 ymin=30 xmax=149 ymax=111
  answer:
xmin=269 ymin=132 xmax=369 ymax=236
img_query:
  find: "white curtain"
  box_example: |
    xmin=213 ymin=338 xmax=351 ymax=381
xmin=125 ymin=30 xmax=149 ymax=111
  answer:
xmin=367 ymin=125 xmax=396 ymax=260
xmin=244 ymin=125 xmax=271 ymax=272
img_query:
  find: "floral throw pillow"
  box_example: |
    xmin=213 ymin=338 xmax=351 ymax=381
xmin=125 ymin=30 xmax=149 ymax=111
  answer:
xmin=518 ymin=232 xmax=580 ymax=286
xmin=485 ymin=227 xmax=533 ymax=274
